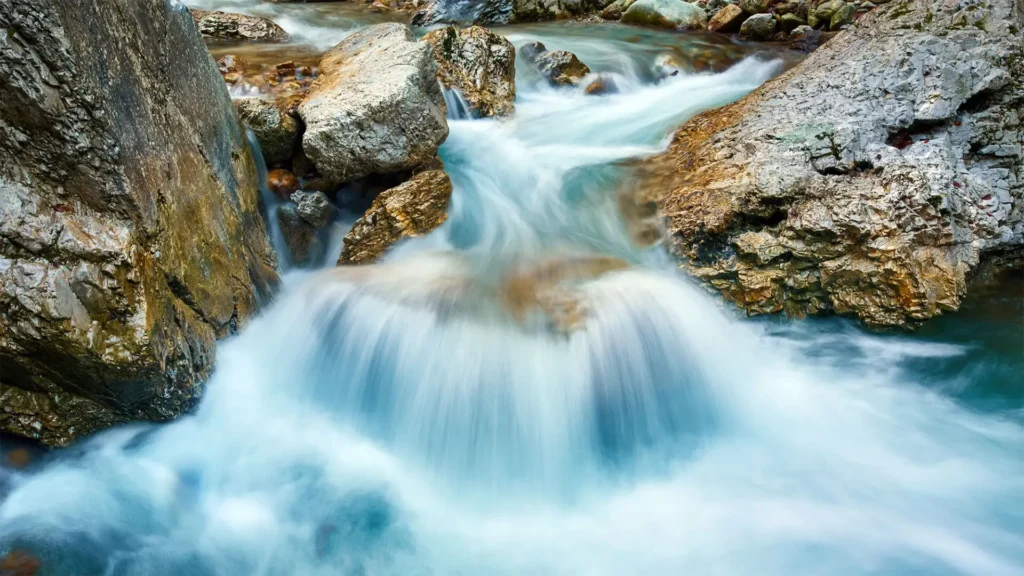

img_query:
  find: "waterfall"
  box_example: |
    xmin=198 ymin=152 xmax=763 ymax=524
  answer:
xmin=1 ymin=39 xmax=1022 ymax=576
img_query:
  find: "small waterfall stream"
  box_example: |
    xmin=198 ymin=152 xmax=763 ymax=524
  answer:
xmin=1 ymin=16 xmax=1022 ymax=576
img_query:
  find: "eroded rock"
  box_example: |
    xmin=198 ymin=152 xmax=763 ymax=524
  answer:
xmin=299 ymin=23 xmax=449 ymax=185
xmin=0 ymin=0 xmax=278 ymax=444
xmin=339 ymin=170 xmax=453 ymax=264
xmin=708 ymin=3 xmax=745 ymax=32
xmin=621 ymin=0 xmax=709 ymax=30
xmin=235 ymin=98 xmax=301 ymax=166
xmin=521 ymin=41 xmax=591 ymax=87
xmin=424 ymin=26 xmax=517 ymax=117
xmin=190 ymin=9 xmax=289 ymax=43
xmin=643 ymin=0 xmax=1023 ymax=327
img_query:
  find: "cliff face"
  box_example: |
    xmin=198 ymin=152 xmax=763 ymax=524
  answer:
xmin=0 ymin=0 xmax=278 ymax=444
xmin=644 ymin=0 xmax=1023 ymax=327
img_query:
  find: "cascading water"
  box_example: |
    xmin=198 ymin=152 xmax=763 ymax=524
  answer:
xmin=2 ymin=23 xmax=1022 ymax=576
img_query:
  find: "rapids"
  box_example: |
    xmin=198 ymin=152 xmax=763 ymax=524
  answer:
xmin=1 ymin=7 xmax=1022 ymax=576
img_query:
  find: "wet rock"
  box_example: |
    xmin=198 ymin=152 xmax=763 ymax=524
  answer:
xmin=707 ymin=4 xmax=746 ymax=32
xmin=642 ymin=0 xmax=1024 ymax=327
xmin=514 ymin=0 xmax=610 ymax=21
xmin=600 ymin=0 xmax=639 ymax=18
xmin=424 ymin=26 xmax=516 ymax=117
xmin=268 ymin=169 xmax=301 ymax=200
xmin=0 ymin=0 xmax=278 ymax=445
xmin=339 ymin=170 xmax=453 ymax=264
xmin=584 ymin=74 xmax=620 ymax=95
xmin=292 ymin=190 xmax=336 ymax=228
xmin=412 ymin=0 xmax=514 ymax=25
xmin=621 ymin=0 xmax=708 ymax=30
xmin=299 ymin=24 xmax=448 ymax=185
xmin=521 ymin=42 xmax=591 ymax=87
xmin=4 ymin=449 xmax=32 ymax=469
xmin=780 ymin=12 xmax=805 ymax=31
xmin=739 ymin=12 xmax=776 ymax=39
xmin=0 ymin=550 xmax=39 ymax=576
xmin=189 ymin=9 xmax=289 ymax=43
xmin=235 ymin=98 xmax=301 ymax=166
xmin=277 ymin=205 xmax=322 ymax=266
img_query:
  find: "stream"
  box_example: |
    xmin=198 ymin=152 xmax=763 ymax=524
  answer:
xmin=1 ymin=3 xmax=1022 ymax=575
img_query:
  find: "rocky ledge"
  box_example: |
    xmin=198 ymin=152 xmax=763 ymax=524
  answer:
xmin=643 ymin=0 xmax=1023 ymax=327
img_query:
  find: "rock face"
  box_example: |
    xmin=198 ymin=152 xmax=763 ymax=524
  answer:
xmin=644 ymin=0 xmax=1023 ymax=327
xmin=424 ymin=26 xmax=516 ymax=117
xmin=621 ymin=0 xmax=709 ymax=30
xmin=299 ymin=23 xmax=449 ymax=185
xmin=235 ymin=98 xmax=301 ymax=166
xmin=521 ymin=42 xmax=591 ymax=87
xmin=339 ymin=170 xmax=453 ymax=264
xmin=0 ymin=0 xmax=279 ymax=444
xmin=189 ymin=9 xmax=289 ymax=43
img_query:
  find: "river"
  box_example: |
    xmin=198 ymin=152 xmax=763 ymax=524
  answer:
xmin=0 ymin=3 xmax=1022 ymax=575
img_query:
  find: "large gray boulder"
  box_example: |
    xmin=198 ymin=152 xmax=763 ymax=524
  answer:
xmin=644 ymin=0 xmax=1023 ymax=327
xmin=299 ymin=23 xmax=449 ymax=185
xmin=0 ymin=0 xmax=279 ymax=444
xmin=622 ymin=0 xmax=709 ymax=30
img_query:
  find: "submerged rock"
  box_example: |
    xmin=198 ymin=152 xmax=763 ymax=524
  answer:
xmin=521 ymin=41 xmax=591 ymax=87
xmin=299 ymin=24 xmax=449 ymax=185
xmin=339 ymin=170 xmax=453 ymax=264
xmin=621 ymin=0 xmax=709 ymax=30
xmin=424 ymin=26 xmax=517 ymax=117
xmin=235 ymin=98 xmax=301 ymax=166
xmin=190 ymin=9 xmax=289 ymax=43
xmin=643 ymin=0 xmax=1023 ymax=327
xmin=0 ymin=0 xmax=278 ymax=444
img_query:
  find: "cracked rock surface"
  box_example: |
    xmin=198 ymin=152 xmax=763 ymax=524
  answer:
xmin=0 ymin=0 xmax=278 ymax=444
xmin=643 ymin=0 xmax=1023 ymax=327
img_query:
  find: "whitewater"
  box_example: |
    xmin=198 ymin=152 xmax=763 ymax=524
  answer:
xmin=1 ymin=17 xmax=1022 ymax=576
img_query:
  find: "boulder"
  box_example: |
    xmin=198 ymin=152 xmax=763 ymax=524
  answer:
xmin=291 ymin=190 xmax=335 ymax=229
xmin=642 ymin=0 xmax=1023 ymax=327
xmin=789 ymin=24 xmax=825 ymax=50
xmin=339 ymin=170 xmax=453 ymax=264
xmin=622 ymin=0 xmax=709 ymax=30
xmin=276 ymin=204 xmax=322 ymax=266
xmin=514 ymin=0 xmax=610 ymax=21
xmin=707 ymin=4 xmax=746 ymax=32
xmin=829 ymin=1 xmax=855 ymax=29
xmin=235 ymin=98 xmax=301 ymax=166
xmin=189 ymin=9 xmax=289 ymax=43
xmin=521 ymin=41 xmax=591 ymax=87
xmin=737 ymin=0 xmax=769 ymax=13
xmin=299 ymin=24 xmax=449 ymax=185
xmin=412 ymin=0 xmax=514 ymax=25
xmin=0 ymin=0 xmax=278 ymax=445
xmin=739 ymin=12 xmax=776 ymax=39
xmin=423 ymin=26 xmax=516 ymax=117
xmin=600 ymin=0 xmax=639 ymax=18
xmin=780 ymin=12 xmax=805 ymax=31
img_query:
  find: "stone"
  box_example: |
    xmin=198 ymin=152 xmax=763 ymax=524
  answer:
xmin=708 ymin=4 xmax=746 ymax=32
xmin=584 ymin=74 xmax=620 ymax=95
xmin=423 ymin=26 xmax=516 ymax=117
xmin=642 ymin=0 xmax=1023 ymax=328
xmin=621 ymin=0 xmax=709 ymax=30
xmin=789 ymin=25 xmax=824 ymax=50
xmin=600 ymin=0 xmax=639 ymax=18
xmin=738 ymin=0 xmax=769 ymax=13
xmin=521 ymin=42 xmax=591 ymax=87
xmin=268 ymin=169 xmax=300 ymax=200
xmin=235 ymin=98 xmax=301 ymax=166
xmin=412 ymin=0 xmax=514 ymax=25
xmin=299 ymin=24 xmax=449 ymax=185
xmin=0 ymin=550 xmax=39 ymax=576
xmin=0 ymin=0 xmax=278 ymax=445
xmin=739 ymin=12 xmax=776 ymax=39
xmin=339 ymin=170 xmax=453 ymax=264
xmin=514 ymin=0 xmax=610 ymax=21
xmin=780 ymin=12 xmax=805 ymax=31
xmin=277 ymin=204 xmax=322 ymax=267
xmin=829 ymin=1 xmax=855 ymax=29
xmin=189 ymin=9 xmax=289 ymax=43
xmin=292 ymin=190 xmax=335 ymax=229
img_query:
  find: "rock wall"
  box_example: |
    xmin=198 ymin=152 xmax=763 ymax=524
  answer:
xmin=644 ymin=0 xmax=1023 ymax=327
xmin=0 ymin=0 xmax=279 ymax=444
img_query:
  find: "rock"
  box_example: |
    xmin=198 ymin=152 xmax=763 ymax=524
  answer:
xmin=189 ymin=9 xmax=289 ymax=43
xmin=780 ymin=12 xmax=805 ymax=31
xmin=268 ymin=169 xmax=301 ymax=200
xmin=600 ymin=0 xmax=639 ymax=18
xmin=809 ymin=0 xmax=842 ymax=27
xmin=235 ymin=98 xmax=301 ymax=166
xmin=584 ymin=74 xmax=620 ymax=95
xmin=217 ymin=54 xmax=246 ymax=75
xmin=0 ymin=0 xmax=278 ymax=445
xmin=737 ymin=0 xmax=769 ymax=13
xmin=829 ymin=1 xmax=855 ymax=29
xmin=412 ymin=0 xmax=514 ymax=25
xmin=514 ymin=0 xmax=610 ymax=21
xmin=707 ymin=4 xmax=745 ymax=32
xmin=423 ymin=26 xmax=516 ymax=117
xmin=0 ymin=550 xmax=39 ymax=576
xmin=789 ymin=24 xmax=824 ymax=50
xmin=277 ymin=205 xmax=322 ymax=266
xmin=521 ymin=42 xmax=591 ymax=87
xmin=291 ymin=190 xmax=335 ymax=228
xmin=642 ymin=0 xmax=1024 ymax=328
xmin=621 ymin=0 xmax=708 ymax=30
xmin=299 ymin=24 xmax=449 ymax=185
xmin=4 ymin=448 xmax=31 ymax=469
xmin=739 ymin=12 xmax=776 ymax=39
xmin=339 ymin=170 xmax=453 ymax=264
